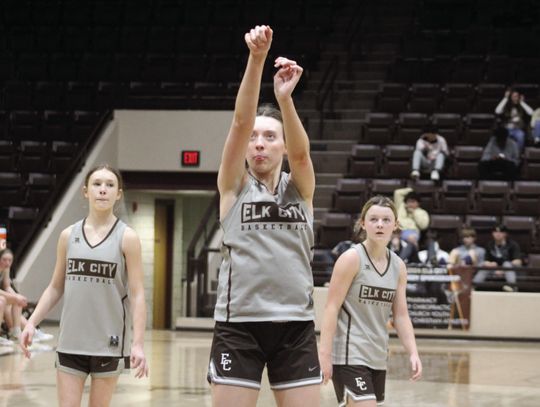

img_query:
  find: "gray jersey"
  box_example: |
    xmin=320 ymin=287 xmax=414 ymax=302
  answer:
xmin=57 ymin=218 xmax=132 ymax=357
xmin=332 ymin=243 xmax=401 ymax=370
xmin=214 ymin=172 xmax=315 ymax=322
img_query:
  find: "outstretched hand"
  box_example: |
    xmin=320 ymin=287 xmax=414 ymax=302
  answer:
xmin=244 ymin=25 xmax=273 ymax=56
xmin=273 ymin=57 xmax=303 ymax=101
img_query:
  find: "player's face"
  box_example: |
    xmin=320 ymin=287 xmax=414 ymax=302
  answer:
xmin=0 ymin=252 xmax=13 ymax=270
xmin=84 ymin=169 xmax=122 ymax=211
xmin=362 ymin=205 xmax=396 ymax=243
xmin=246 ymin=116 xmax=286 ymax=174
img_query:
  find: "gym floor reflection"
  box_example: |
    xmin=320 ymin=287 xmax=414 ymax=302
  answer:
xmin=2 ymin=327 xmax=539 ymax=406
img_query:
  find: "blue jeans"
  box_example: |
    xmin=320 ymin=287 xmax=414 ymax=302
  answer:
xmin=532 ymin=122 xmax=540 ymax=142
xmin=508 ymin=128 xmax=525 ymax=151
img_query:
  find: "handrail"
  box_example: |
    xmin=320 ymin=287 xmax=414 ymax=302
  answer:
xmin=315 ymin=54 xmax=339 ymax=139
xmin=14 ymin=110 xmax=114 ymax=267
xmin=185 ymin=192 xmax=220 ymax=317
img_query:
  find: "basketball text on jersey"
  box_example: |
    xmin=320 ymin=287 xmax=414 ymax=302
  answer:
xmin=66 ymin=258 xmax=118 ymax=279
xmin=358 ymin=284 xmax=396 ymax=304
xmin=241 ymin=202 xmax=307 ymax=223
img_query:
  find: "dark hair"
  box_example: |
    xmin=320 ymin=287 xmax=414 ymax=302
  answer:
xmin=404 ymin=190 xmax=420 ymax=203
xmin=422 ymin=124 xmax=438 ymax=134
xmin=492 ymin=224 xmax=508 ymax=233
xmin=84 ymin=164 xmax=124 ymax=190
xmin=256 ymin=103 xmax=282 ymax=123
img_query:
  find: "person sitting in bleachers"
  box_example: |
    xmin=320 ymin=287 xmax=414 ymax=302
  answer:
xmin=389 ymin=231 xmax=420 ymax=264
xmin=448 ymin=227 xmax=486 ymax=267
xmin=530 ymin=108 xmax=540 ymax=146
xmin=393 ymin=187 xmax=430 ymax=253
xmin=495 ymin=88 xmax=533 ymax=151
xmin=410 ymin=125 xmax=449 ymax=181
xmin=473 ymin=224 xmax=522 ymax=292
xmin=478 ymin=126 xmax=520 ymax=180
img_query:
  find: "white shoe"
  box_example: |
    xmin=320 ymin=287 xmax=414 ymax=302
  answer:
xmin=410 ymin=170 xmax=420 ymax=180
xmin=430 ymin=170 xmax=440 ymax=181
xmin=0 ymin=336 xmax=14 ymax=346
xmin=33 ymin=328 xmax=54 ymax=343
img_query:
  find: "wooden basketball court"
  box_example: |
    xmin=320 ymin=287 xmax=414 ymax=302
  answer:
xmin=1 ymin=326 xmax=539 ymax=406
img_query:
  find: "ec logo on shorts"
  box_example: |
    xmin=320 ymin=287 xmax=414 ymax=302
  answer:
xmin=355 ymin=377 xmax=367 ymax=391
xmin=220 ymin=353 xmax=232 ymax=371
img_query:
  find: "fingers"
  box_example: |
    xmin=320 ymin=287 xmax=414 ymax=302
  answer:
xmin=245 ymin=25 xmax=272 ymax=52
xmin=274 ymin=57 xmax=303 ymax=73
xmin=19 ymin=331 xmax=33 ymax=359
xmin=410 ymin=360 xmax=422 ymax=381
xmin=131 ymin=353 xmax=148 ymax=379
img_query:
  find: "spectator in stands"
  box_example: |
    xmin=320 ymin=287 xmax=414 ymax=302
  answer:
xmin=530 ymin=108 xmax=540 ymax=145
xmin=473 ymin=224 xmax=522 ymax=292
xmin=418 ymin=233 xmax=449 ymax=267
xmin=448 ymin=228 xmax=486 ymax=267
xmin=410 ymin=125 xmax=449 ymax=181
xmin=389 ymin=231 xmax=420 ymax=264
xmin=495 ymin=88 xmax=533 ymax=151
xmin=393 ymin=187 xmax=430 ymax=250
xmin=478 ymin=126 xmax=520 ymax=180
xmin=0 ymin=249 xmax=53 ymax=346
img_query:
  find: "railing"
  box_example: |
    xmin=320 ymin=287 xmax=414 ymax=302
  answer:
xmin=185 ymin=192 xmax=220 ymax=317
xmin=315 ymin=54 xmax=339 ymax=139
xmin=14 ymin=110 xmax=114 ymax=267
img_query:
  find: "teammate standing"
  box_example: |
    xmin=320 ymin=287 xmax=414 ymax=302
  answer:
xmin=20 ymin=164 xmax=148 ymax=407
xmin=207 ymin=25 xmax=321 ymax=406
xmin=319 ymin=196 xmax=422 ymax=406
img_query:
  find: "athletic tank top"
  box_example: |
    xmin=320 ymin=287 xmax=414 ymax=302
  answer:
xmin=57 ymin=218 xmax=132 ymax=357
xmin=332 ymin=243 xmax=401 ymax=370
xmin=214 ymin=172 xmax=315 ymax=322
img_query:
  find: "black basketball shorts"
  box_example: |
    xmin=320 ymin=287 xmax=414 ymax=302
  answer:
xmin=56 ymin=352 xmax=130 ymax=378
xmin=207 ymin=320 xmax=322 ymax=390
xmin=332 ymin=365 xmax=386 ymax=406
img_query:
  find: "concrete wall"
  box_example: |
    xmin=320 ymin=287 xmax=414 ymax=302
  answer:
xmin=116 ymin=110 xmax=232 ymax=172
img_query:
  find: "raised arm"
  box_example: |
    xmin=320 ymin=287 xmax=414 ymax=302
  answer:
xmin=319 ymin=249 xmax=359 ymax=384
xmin=20 ymin=227 xmax=71 ymax=357
xmin=273 ymin=57 xmax=315 ymax=209
xmin=123 ymin=227 xmax=149 ymax=378
xmin=392 ymin=260 xmax=422 ymax=381
xmin=217 ymin=25 xmax=273 ymax=216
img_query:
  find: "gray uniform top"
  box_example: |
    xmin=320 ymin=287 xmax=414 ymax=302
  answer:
xmin=214 ymin=172 xmax=315 ymax=322
xmin=57 ymin=218 xmax=132 ymax=357
xmin=332 ymin=243 xmax=401 ymax=370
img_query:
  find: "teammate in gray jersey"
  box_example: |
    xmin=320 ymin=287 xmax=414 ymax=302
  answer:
xmin=20 ymin=165 xmax=148 ymax=407
xmin=320 ymin=196 xmax=422 ymax=406
xmin=208 ymin=25 xmax=320 ymax=406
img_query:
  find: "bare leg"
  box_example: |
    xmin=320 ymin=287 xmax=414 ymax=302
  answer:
xmin=88 ymin=375 xmax=120 ymax=407
xmin=211 ymin=384 xmax=259 ymax=407
xmin=273 ymin=384 xmax=320 ymax=407
xmin=57 ymin=370 xmax=86 ymax=407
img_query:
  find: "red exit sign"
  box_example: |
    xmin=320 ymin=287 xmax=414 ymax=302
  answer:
xmin=181 ymin=150 xmax=200 ymax=167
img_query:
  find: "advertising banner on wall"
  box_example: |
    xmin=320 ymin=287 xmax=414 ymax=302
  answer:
xmin=406 ymin=266 xmax=472 ymax=330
